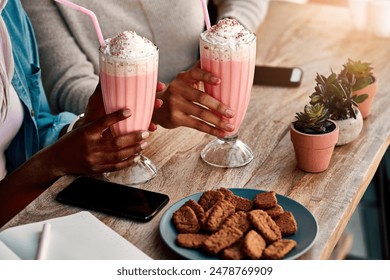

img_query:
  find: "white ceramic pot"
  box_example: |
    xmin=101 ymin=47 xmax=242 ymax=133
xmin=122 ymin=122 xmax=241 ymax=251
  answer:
xmin=333 ymin=107 xmax=363 ymax=146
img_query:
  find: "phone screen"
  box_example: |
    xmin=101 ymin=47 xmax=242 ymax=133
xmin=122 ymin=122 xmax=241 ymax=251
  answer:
xmin=56 ymin=177 xmax=169 ymax=222
xmin=254 ymin=65 xmax=303 ymax=87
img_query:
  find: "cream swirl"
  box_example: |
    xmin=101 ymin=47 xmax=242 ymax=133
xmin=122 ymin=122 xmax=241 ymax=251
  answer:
xmin=200 ymin=18 xmax=256 ymax=49
xmin=102 ymin=30 xmax=157 ymax=59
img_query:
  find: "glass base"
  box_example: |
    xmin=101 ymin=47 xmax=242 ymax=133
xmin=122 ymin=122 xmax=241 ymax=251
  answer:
xmin=200 ymin=135 xmax=254 ymax=168
xmin=104 ymin=154 xmax=157 ymax=185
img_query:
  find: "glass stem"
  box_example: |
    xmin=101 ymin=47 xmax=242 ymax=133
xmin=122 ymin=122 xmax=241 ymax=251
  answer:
xmin=219 ymin=134 xmax=238 ymax=142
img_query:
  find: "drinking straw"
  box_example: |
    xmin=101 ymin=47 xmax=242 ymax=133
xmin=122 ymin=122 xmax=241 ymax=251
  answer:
xmin=54 ymin=0 xmax=105 ymax=47
xmin=199 ymin=0 xmax=211 ymax=30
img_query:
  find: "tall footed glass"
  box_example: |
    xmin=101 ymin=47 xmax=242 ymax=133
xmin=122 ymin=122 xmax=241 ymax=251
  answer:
xmin=99 ymin=39 xmax=158 ymax=185
xmin=200 ymin=21 xmax=256 ymax=168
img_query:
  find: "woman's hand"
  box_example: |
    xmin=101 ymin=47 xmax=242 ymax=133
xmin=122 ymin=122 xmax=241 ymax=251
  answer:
xmin=49 ymin=108 xmax=150 ymax=176
xmin=76 ymin=82 xmax=163 ymax=133
xmin=152 ymin=62 xmax=235 ymax=138
xmin=53 ymin=85 xmax=154 ymax=175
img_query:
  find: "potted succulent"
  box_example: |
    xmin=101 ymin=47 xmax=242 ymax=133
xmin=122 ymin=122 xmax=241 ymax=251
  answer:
xmin=338 ymin=58 xmax=377 ymax=119
xmin=309 ymin=72 xmax=365 ymax=146
xmin=290 ymin=103 xmax=339 ymax=173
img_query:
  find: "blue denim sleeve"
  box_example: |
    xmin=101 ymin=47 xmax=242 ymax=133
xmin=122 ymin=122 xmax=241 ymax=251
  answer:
xmin=32 ymin=65 xmax=77 ymax=148
xmin=37 ymin=110 xmax=76 ymax=148
xmin=3 ymin=0 xmax=78 ymax=154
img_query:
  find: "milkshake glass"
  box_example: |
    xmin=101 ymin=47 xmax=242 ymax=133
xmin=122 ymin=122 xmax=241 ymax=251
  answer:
xmin=200 ymin=19 xmax=256 ymax=167
xmin=99 ymin=31 xmax=158 ymax=184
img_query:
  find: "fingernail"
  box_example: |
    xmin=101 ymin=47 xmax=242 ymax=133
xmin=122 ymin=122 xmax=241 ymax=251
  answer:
xmin=141 ymin=131 xmax=150 ymax=139
xmin=134 ymin=155 xmax=141 ymax=163
xmin=140 ymin=141 xmax=148 ymax=150
xmin=123 ymin=109 xmax=131 ymax=117
xmin=211 ymin=76 xmax=221 ymax=84
xmin=225 ymin=123 xmax=235 ymax=131
xmin=225 ymin=108 xmax=234 ymax=118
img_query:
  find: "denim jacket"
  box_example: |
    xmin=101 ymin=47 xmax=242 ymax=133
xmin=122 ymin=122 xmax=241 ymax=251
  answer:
xmin=2 ymin=0 xmax=76 ymax=174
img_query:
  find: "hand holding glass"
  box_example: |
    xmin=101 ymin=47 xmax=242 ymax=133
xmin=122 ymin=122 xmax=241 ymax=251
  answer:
xmin=199 ymin=22 xmax=256 ymax=168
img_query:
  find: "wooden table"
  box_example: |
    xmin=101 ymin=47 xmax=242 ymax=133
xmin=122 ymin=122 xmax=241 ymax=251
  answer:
xmin=2 ymin=1 xmax=390 ymax=260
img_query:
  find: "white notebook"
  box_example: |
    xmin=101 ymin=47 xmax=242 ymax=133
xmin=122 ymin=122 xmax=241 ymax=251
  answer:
xmin=0 ymin=211 xmax=151 ymax=260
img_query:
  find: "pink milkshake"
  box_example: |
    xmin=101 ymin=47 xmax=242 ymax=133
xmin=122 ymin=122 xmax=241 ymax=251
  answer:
xmin=200 ymin=19 xmax=256 ymax=136
xmin=200 ymin=19 xmax=256 ymax=168
xmin=99 ymin=30 xmax=158 ymax=185
xmin=99 ymin=31 xmax=158 ymax=136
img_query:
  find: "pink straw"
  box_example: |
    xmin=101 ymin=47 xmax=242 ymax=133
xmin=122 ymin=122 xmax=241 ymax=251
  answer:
xmin=54 ymin=0 xmax=105 ymax=47
xmin=199 ymin=0 xmax=211 ymax=30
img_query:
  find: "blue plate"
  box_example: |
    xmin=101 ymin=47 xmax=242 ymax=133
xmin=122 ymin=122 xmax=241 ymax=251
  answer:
xmin=159 ymin=188 xmax=318 ymax=260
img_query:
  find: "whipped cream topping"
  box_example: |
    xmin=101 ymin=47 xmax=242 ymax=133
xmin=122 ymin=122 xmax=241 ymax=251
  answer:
xmin=200 ymin=18 xmax=256 ymax=49
xmin=102 ymin=30 xmax=157 ymax=59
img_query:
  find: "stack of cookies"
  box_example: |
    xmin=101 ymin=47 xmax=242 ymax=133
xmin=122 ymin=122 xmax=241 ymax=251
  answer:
xmin=172 ymin=188 xmax=298 ymax=260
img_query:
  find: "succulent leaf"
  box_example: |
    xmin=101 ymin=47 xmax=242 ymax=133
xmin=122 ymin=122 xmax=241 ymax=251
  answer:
xmin=310 ymin=72 xmax=363 ymax=120
xmin=353 ymin=94 xmax=368 ymax=104
xmin=294 ymin=104 xmax=332 ymax=134
xmin=339 ymin=58 xmax=374 ymax=91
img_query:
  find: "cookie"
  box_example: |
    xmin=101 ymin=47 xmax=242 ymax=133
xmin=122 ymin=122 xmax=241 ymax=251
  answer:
xmin=221 ymin=239 xmax=246 ymax=260
xmin=218 ymin=188 xmax=253 ymax=211
xmin=265 ymin=204 xmax=284 ymax=218
xmin=248 ymin=209 xmax=282 ymax=243
xmin=198 ymin=190 xmax=224 ymax=211
xmin=172 ymin=205 xmax=200 ymax=233
xmin=183 ymin=199 xmax=206 ymax=225
xmin=274 ymin=211 xmax=298 ymax=236
xmin=202 ymin=226 xmax=243 ymax=255
xmin=221 ymin=211 xmax=251 ymax=233
xmin=242 ymin=230 xmax=266 ymax=259
xmin=263 ymin=239 xmax=297 ymax=260
xmin=217 ymin=188 xmax=236 ymax=203
xmin=234 ymin=195 xmax=253 ymax=212
xmin=176 ymin=233 xmax=209 ymax=249
xmin=253 ymin=191 xmax=277 ymax=209
xmin=204 ymin=200 xmax=235 ymax=232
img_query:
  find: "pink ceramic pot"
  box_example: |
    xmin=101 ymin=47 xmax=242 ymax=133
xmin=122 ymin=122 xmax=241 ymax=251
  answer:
xmin=290 ymin=121 xmax=339 ymax=173
xmin=353 ymin=77 xmax=377 ymax=119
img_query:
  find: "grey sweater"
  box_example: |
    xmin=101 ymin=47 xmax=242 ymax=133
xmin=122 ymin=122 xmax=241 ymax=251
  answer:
xmin=21 ymin=0 xmax=269 ymax=114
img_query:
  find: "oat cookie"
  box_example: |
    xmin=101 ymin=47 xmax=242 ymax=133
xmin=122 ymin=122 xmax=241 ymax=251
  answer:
xmin=221 ymin=239 xmax=246 ymax=260
xmin=274 ymin=211 xmax=298 ymax=236
xmin=198 ymin=190 xmax=224 ymax=211
xmin=263 ymin=239 xmax=297 ymax=260
xmin=221 ymin=211 xmax=251 ymax=233
xmin=265 ymin=204 xmax=284 ymax=218
xmin=183 ymin=199 xmax=206 ymax=225
xmin=172 ymin=205 xmax=200 ymax=233
xmin=253 ymin=191 xmax=277 ymax=209
xmin=248 ymin=209 xmax=282 ymax=243
xmin=242 ymin=230 xmax=266 ymax=259
xmin=202 ymin=226 xmax=243 ymax=255
xmin=234 ymin=195 xmax=253 ymax=212
xmin=217 ymin=188 xmax=236 ymax=203
xmin=176 ymin=233 xmax=209 ymax=249
xmin=204 ymin=200 xmax=235 ymax=232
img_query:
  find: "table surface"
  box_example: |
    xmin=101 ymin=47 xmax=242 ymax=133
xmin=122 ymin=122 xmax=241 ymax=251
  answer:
xmin=2 ymin=1 xmax=390 ymax=260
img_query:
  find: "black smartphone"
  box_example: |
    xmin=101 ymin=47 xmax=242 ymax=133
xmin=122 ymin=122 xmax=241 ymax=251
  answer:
xmin=56 ymin=176 xmax=169 ymax=222
xmin=254 ymin=65 xmax=303 ymax=87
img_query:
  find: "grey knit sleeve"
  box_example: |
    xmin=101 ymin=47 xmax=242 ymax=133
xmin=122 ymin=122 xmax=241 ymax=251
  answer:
xmin=21 ymin=0 xmax=98 ymax=114
xmin=213 ymin=0 xmax=270 ymax=32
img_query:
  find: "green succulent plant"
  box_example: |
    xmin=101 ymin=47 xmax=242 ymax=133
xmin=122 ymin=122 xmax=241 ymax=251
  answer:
xmin=339 ymin=58 xmax=374 ymax=91
xmin=309 ymin=72 xmax=367 ymax=120
xmin=293 ymin=103 xmax=334 ymax=134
